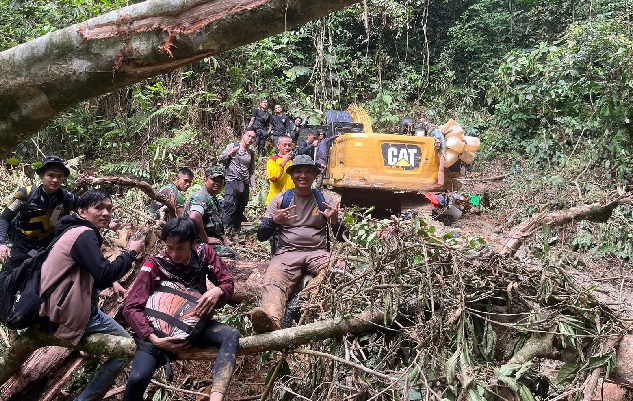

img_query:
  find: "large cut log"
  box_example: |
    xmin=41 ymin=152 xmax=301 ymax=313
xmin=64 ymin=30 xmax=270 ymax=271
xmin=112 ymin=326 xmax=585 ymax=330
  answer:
xmin=0 ymin=308 xmax=389 ymax=384
xmin=0 ymin=0 xmax=359 ymax=156
xmin=497 ymin=192 xmax=632 ymax=256
xmin=0 ymin=347 xmax=73 ymax=399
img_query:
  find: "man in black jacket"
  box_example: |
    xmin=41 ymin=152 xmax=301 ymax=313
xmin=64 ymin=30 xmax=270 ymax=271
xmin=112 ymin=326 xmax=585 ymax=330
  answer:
xmin=247 ymin=99 xmax=271 ymax=156
xmin=0 ymin=156 xmax=78 ymax=279
xmin=38 ymin=190 xmax=144 ymax=401
xmin=297 ymin=131 xmax=319 ymax=161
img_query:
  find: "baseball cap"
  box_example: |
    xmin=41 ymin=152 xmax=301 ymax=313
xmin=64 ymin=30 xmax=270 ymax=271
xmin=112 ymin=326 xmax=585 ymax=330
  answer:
xmin=35 ymin=155 xmax=70 ymax=177
xmin=205 ymin=166 xmax=225 ymax=179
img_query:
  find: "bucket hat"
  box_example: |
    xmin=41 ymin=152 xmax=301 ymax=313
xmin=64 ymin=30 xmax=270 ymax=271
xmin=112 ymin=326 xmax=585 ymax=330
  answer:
xmin=286 ymin=154 xmax=320 ymax=174
xmin=35 ymin=155 xmax=70 ymax=177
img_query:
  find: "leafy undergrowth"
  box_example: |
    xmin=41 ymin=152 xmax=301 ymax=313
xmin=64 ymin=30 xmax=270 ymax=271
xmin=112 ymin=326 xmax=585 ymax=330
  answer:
xmin=239 ymin=209 xmax=626 ymax=401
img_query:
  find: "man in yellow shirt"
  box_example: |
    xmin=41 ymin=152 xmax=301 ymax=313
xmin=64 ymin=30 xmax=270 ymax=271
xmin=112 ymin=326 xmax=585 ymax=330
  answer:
xmin=266 ymin=136 xmax=294 ymax=204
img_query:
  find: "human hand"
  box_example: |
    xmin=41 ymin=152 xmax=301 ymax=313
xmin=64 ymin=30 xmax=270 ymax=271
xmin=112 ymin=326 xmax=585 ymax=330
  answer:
xmin=207 ymin=237 xmax=222 ymax=245
xmin=273 ymin=204 xmax=297 ymax=224
xmin=108 ymin=218 xmax=123 ymax=231
xmin=281 ymin=153 xmax=292 ymax=164
xmin=0 ymin=244 xmax=10 ymax=263
xmin=126 ymin=238 xmax=145 ymax=254
xmin=112 ymin=281 xmax=126 ymax=302
xmin=229 ymin=146 xmax=239 ymax=155
xmin=320 ymin=202 xmax=342 ymax=224
xmin=148 ymin=334 xmax=190 ymax=352
xmin=195 ymin=287 xmax=223 ymax=317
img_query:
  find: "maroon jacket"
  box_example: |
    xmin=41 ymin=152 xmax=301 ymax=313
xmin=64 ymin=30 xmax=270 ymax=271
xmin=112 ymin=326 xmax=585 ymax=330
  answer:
xmin=123 ymin=243 xmax=234 ymax=340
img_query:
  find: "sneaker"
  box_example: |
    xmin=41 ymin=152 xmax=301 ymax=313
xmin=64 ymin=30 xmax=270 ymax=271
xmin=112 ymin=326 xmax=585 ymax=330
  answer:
xmin=249 ymin=307 xmax=280 ymax=333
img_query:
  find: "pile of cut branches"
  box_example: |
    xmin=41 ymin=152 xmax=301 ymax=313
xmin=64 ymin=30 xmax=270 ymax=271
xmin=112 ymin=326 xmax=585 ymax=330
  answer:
xmin=273 ymin=210 xmax=628 ymax=400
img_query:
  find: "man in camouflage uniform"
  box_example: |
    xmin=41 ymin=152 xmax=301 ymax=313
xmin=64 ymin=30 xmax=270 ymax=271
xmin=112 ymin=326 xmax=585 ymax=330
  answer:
xmin=149 ymin=167 xmax=194 ymax=221
xmin=185 ymin=166 xmax=238 ymax=258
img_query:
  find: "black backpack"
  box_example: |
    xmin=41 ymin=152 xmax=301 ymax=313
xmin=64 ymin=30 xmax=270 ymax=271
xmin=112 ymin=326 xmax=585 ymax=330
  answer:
xmin=0 ymin=225 xmax=77 ymax=329
xmin=7 ymin=185 xmax=74 ymax=242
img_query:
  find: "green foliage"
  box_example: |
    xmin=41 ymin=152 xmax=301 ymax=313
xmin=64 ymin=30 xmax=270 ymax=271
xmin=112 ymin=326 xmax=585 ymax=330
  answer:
xmin=0 ymin=0 xmax=126 ymax=50
xmin=99 ymin=161 xmax=150 ymax=180
xmin=489 ymin=18 xmax=633 ymax=182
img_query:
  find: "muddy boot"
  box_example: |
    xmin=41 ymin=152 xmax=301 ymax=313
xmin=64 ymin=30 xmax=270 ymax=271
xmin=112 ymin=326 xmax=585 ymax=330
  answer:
xmin=249 ymin=307 xmax=281 ymax=334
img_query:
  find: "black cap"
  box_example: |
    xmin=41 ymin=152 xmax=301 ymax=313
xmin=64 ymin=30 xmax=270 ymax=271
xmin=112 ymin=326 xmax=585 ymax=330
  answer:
xmin=36 ymin=155 xmax=70 ymax=177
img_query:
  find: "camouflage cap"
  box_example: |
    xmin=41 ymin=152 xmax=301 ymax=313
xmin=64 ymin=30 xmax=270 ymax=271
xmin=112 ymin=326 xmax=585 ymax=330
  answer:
xmin=205 ymin=166 xmax=225 ymax=179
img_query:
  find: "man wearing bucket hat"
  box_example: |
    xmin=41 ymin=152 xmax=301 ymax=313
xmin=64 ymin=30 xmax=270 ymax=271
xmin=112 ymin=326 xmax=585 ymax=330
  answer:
xmin=0 ymin=155 xmax=79 ymax=279
xmin=250 ymin=154 xmax=342 ymax=333
xmin=185 ymin=166 xmax=238 ymax=258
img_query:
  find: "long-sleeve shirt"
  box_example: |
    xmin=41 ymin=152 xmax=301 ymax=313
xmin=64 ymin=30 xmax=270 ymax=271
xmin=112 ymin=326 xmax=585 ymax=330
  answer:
xmin=39 ymin=214 xmax=136 ymax=344
xmin=218 ymin=142 xmax=256 ymax=189
xmin=123 ymin=243 xmax=234 ymax=341
xmin=298 ymin=139 xmax=318 ymax=160
xmin=271 ymin=114 xmax=291 ymax=137
xmin=266 ymin=155 xmax=294 ymax=204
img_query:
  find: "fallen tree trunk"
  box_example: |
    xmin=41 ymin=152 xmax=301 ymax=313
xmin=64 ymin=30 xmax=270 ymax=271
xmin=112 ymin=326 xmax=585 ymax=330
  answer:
xmin=74 ymin=175 xmax=176 ymax=217
xmin=0 ymin=308 xmax=387 ymax=384
xmin=497 ymin=193 xmax=632 ymax=256
xmin=0 ymin=0 xmax=359 ymax=156
xmin=0 ymin=347 xmax=73 ymax=399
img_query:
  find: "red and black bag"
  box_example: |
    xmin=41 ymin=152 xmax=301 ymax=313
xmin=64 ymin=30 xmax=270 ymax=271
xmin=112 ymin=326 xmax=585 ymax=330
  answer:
xmin=144 ymin=281 xmax=208 ymax=340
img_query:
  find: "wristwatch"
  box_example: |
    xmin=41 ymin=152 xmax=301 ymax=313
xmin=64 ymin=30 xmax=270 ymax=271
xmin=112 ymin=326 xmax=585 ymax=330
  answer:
xmin=124 ymin=249 xmax=140 ymax=261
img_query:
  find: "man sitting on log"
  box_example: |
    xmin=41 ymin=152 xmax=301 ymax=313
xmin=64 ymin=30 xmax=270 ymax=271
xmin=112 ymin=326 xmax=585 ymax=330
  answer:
xmin=122 ymin=217 xmax=239 ymax=401
xmin=38 ymin=190 xmax=145 ymax=401
xmin=250 ymin=155 xmax=341 ymax=333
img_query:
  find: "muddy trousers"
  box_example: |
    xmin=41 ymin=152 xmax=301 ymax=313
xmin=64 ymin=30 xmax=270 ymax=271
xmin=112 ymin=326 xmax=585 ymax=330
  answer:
xmin=122 ymin=321 xmax=240 ymax=401
xmin=261 ymin=249 xmax=331 ymax=326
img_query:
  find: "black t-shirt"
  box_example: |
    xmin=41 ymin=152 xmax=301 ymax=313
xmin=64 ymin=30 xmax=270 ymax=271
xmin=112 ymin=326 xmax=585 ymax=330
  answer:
xmin=251 ymin=108 xmax=271 ymax=130
xmin=271 ymin=114 xmax=290 ymax=136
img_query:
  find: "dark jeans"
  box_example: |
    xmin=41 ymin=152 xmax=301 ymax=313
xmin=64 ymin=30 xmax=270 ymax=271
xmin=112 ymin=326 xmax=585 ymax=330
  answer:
xmin=255 ymin=129 xmax=268 ymax=156
xmin=75 ymin=309 xmax=132 ymax=401
xmin=122 ymin=321 xmax=240 ymax=400
xmin=222 ymin=180 xmax=249 ymax=232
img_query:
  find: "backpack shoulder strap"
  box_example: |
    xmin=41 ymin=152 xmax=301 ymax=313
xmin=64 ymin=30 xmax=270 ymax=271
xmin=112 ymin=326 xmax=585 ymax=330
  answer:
xmin=24 ymin=185 xmax=37 ymax=204
xmin=312 ymin=189 xmax=327 ymax=212
xmin=280 ymin=189 xmax=295 ymax=209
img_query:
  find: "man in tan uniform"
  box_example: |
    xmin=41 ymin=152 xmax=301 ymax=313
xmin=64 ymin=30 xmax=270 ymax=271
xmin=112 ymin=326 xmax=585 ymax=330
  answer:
xmin=250 ymin=155 xmax=340 ymax=333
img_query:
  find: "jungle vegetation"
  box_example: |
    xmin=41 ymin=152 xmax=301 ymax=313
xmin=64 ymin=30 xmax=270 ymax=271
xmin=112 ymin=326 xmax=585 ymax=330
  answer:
xmin=0 ymin=0 xmax=632 ymax=399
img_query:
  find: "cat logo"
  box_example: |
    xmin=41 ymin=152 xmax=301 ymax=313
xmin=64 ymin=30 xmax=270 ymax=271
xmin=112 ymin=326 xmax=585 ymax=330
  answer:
xmin=381 ymin=143 xmax=421 ymax=170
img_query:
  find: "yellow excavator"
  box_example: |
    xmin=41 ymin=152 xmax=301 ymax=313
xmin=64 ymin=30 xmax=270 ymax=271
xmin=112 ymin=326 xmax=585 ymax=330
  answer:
xmin=322 ymin=104 xmax=480 ymax=213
